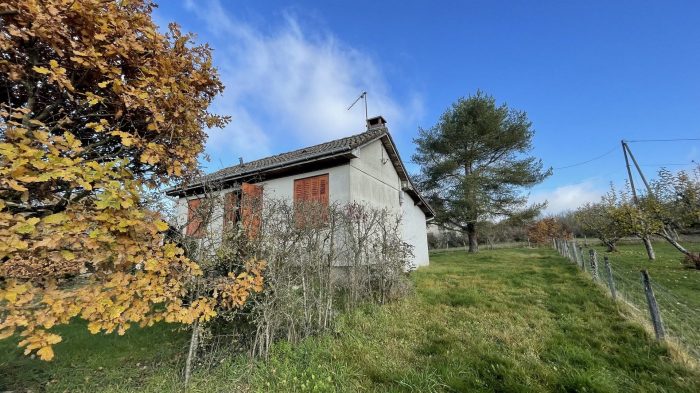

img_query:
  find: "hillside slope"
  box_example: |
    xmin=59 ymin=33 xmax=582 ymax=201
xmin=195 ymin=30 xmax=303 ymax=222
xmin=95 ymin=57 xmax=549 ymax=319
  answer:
xmin=2 ymin=248 xmax=699 ymax=392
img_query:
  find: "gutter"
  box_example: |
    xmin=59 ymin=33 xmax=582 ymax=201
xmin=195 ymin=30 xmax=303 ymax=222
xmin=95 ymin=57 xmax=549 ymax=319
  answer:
xmin=166 ymin=146 xmax=354 ymax=197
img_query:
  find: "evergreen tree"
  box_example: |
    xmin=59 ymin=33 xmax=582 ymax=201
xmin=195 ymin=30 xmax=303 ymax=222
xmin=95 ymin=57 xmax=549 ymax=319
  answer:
xmin=414 ymin=91 xmax=551 ymax=252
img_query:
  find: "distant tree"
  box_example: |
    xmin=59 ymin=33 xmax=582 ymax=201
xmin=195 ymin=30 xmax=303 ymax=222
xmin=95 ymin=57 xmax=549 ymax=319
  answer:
xmin=606 ymin=185 xmax=662 ymax=260
xmin=554 ymin=211 xmax=583 ymax=238
xmin=480 ymin=217 xmax=530 ymax=249
xmin=652 ymin=167 xmax=700 ymax=236
xmin=527 ymin=217 xmax=570 ymax=246
xmin=413 ymin=91 xmax=551 ymax=253
xmin=600 ymin=178 xmax=697 ymax=262
xmin=575 ymin=191 xmax=625 ymax=252
xmin=648 ymin=167 xmax=700 ymax=267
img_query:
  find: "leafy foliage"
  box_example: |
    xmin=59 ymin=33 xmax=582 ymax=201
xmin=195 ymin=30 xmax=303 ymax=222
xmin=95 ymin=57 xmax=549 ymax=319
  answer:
xmin=527 ymin=217 xmax=570 ymax=245
xmin=0 ymin=0 xmax=264 ymax=360
xmin=574 ymin=167 xmax=700 ymax=266
xmin=575 ymin=190 xmax=626 ymax=251
xmin=651 ymin=167 xmax=700 ymax=235
xmin=413 ymin=91 xmax=550 ymax=252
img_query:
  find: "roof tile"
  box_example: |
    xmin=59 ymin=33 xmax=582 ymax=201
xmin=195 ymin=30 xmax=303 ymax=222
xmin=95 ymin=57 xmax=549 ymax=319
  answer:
xmin=198 ymin=127 xmax=385 ymax=183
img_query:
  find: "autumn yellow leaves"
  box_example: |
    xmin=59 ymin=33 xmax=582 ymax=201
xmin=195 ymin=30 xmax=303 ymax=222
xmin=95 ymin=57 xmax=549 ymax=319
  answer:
xmin=0 ymin=0 xmax=261 ymax=361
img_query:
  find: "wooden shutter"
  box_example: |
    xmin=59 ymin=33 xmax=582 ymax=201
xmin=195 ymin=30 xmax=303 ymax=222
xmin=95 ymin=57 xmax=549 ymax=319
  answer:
xmin=294 ymin=178 xmax=305 ymax=203
xmin=241 ymin=183 xmax=263 ymax=238
xmin=223 ymin=191 xmax=238 ymax=228
xmin=293 ymin=174 xmax=329 ymax=205
xmin=293 ymin=174 xmax=329 ymax=226
xmin=318 ymin=174 xmax=329 ymax=207
xmin=186 ymin=198 xmax=203 ymax=237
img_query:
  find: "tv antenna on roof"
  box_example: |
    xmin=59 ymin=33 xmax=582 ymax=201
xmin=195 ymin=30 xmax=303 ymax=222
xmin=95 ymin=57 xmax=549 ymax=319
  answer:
xmin=347 ymin=91 xmax=368 ymax=130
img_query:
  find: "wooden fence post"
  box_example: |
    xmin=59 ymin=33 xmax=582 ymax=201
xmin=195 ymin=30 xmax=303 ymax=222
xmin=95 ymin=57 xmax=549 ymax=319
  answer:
xmin=570 ymin=241 xmax=577 ymax=263
xmin=603 ymin=255 xmax=617 ymax=300
xmin=559 ymin=239 xmax=563 ymax=255
xmin=640 ymin=270 xmax=665 ymax=341
xmin=577 ymin=244 xmax=583 ymax=268
xmin=588 ymin=249 xmax=599 ymax=280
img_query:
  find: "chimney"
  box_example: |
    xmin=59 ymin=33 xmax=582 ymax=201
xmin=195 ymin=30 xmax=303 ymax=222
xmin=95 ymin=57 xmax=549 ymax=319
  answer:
xmin=239 ymin=157 xmax=244 ymax=165
xmin=366 ymin=115 xmax=387 ymax=130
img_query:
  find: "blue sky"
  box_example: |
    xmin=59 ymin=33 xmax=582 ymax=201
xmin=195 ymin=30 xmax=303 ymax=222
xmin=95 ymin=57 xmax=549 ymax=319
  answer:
xmin=154 ymin=0 xmax=700 ymax=213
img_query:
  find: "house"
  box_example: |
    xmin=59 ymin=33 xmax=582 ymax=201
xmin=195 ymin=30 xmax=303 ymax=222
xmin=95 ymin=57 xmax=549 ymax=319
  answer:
xmin=165 ymin=116 xmax=434 ymax=267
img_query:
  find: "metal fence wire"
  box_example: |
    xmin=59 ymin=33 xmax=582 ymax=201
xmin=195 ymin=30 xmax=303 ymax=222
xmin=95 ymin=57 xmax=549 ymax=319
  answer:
xmin=553 ymin=238 xmax=700 ymax=361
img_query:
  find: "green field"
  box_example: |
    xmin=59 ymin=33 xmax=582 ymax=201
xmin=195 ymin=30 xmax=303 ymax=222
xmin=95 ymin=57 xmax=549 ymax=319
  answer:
xmin=2 ymin=247 xmax=699 ymax=392
xmin=580 ymin=241 xmax=700 ymax=360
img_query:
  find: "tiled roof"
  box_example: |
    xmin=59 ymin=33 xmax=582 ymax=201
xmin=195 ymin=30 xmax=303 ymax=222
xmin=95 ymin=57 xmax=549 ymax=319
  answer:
xmin=166 ymin=126 xmax=435 ymax=218
xmin=176 ymin=127 xmax=385 ymax=189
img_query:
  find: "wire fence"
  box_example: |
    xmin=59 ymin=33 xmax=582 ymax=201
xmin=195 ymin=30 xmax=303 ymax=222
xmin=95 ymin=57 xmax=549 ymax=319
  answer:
xmin=553 ymin=238 xmax=700 ymax=361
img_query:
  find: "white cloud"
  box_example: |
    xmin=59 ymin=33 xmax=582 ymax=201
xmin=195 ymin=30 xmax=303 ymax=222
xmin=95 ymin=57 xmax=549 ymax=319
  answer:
xmin=182 ymin=0 xmax=420 ymax=169
xmin=529 ymin=181 xmax=605 ymax=215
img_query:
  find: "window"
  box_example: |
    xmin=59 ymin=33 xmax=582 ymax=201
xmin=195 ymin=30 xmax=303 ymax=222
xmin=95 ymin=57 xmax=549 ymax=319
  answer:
xmin=293 ymin=174 xmax=329 ymax=205
xmin=186 ymin=198 xmax=205 ymax=237
xmin=293 ymin=174 xmax=329 ymax=226
xmin=223 ymin=191 xmax=239 ymax=228
xmin=241 ymin=183 xmax=263 ymax=238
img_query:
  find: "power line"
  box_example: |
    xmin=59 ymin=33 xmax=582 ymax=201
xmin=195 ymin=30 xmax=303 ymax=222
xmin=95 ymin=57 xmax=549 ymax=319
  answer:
xmin=639 ymin=161 xmax=696 ymax=167
xmin=553 ymin=146 xmax=617 ymax=170
xmin=625 ymin=138 xmax=700 ymax=143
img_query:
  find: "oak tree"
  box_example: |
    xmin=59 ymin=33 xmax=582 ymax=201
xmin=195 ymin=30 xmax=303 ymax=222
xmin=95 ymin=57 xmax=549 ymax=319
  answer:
xmin=0 ymin=0 xmax=264 ymax=360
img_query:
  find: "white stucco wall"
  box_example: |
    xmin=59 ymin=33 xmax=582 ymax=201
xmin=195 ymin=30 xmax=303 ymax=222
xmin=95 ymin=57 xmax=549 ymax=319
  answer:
xmin=348 ymin=139 xmax=430 ymax=267
xmin=174 ymin=138 xmax=430 ymax=267
xmin=257 ymin=165 xmax=351 ymax=203
xmin=348 ymin=139 xmax=402 ymax=213
xmin=401 ymin=192 xmax=430 ymax=267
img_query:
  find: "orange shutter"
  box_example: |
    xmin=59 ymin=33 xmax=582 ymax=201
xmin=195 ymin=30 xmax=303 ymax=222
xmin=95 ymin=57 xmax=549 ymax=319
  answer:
xmin=318 ymin=174 xmax=329 ymax=207
xmin=241 ymin=183 xmax=263 ymax=238
xmin=293 ymin=174 xmax=329 ymax=204
xmin=186 ymin=198 xmax=203 ymax=237
xmin=223 ymin=191 xmax=238 ymax=228
xmin=303 ymin=178 xmax=312 ymax=201
xmin=293 ymin=174 xmax=329 ymax=226
xmin=294 ymin=178 xmax=304 ymax=202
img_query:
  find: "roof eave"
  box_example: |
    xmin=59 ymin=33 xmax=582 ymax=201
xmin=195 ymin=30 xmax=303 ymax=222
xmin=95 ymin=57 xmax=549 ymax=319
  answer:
xmin=165 ymin=147 xmax=356 ymax=197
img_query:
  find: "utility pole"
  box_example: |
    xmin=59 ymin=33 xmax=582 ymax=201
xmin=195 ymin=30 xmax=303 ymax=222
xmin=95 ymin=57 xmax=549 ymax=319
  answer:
xmin=621 ymin=140 xmax=639 ymax=203
xmin=623 ymin=141 xmax=653 ymax=195
xmin=621 ymin=140 xmax=655 ymax=260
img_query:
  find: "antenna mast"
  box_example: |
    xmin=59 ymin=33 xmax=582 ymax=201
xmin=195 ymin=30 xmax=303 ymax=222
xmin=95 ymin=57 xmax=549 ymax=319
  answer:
xmin=347 ymin=91 xmax=368 ymax=130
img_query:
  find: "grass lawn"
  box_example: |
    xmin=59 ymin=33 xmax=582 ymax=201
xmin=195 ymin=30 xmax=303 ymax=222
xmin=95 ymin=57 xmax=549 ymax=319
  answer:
xmin=583 ymin=241 xmax=700 ymax=360
xmin=2 ymin=247 xmax=700 ymax=392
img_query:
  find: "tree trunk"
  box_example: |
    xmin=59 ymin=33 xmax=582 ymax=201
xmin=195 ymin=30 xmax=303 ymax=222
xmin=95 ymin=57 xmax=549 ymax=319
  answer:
xmin=184 ymin=320 xmax=200 ymax=387
xmin=604 ymin=240 xmax=618 ymax=252
xmin=641 ymin=236 xmax=656 ymax=260
xmin=656 ymin=231 xmax=700 ymax=268
xmin=467 ymin=222 xmax=478 ymax=253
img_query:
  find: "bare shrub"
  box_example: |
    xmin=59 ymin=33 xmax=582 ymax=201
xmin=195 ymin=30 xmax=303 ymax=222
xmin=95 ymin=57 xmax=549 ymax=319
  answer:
xmin=170 ymin=187 xmax=414 ymax=361
xmin=245 ymin=199 xmax=414 ymax=358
